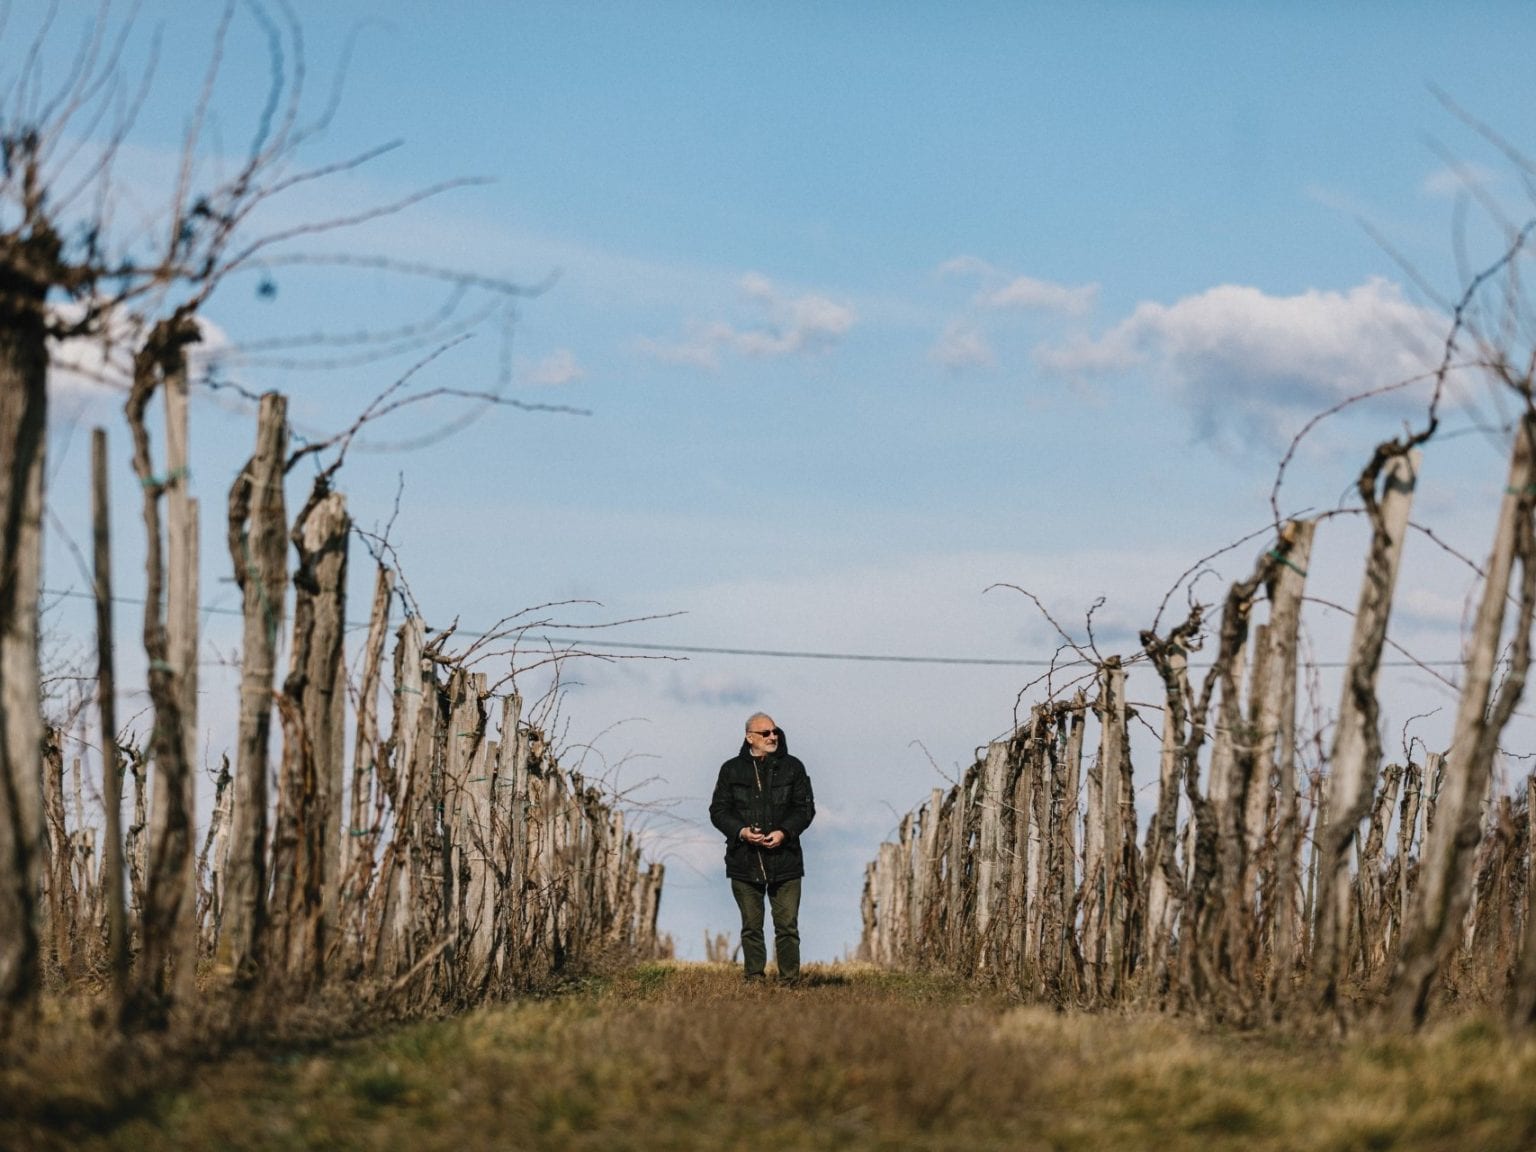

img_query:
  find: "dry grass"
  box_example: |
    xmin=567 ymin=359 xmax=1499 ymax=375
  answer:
xmin=7 ymin=963 xmax=1536 ymax=1151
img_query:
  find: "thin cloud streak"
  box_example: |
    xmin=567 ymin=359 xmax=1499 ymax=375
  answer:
xmin=980 ymin=276 xmax=1099 ymax=315
xmin=637 ymin=273 xmax=856 ymax=371
xmin=929 ymin=257 xmax=1099 ymax=374
xmin=523 ymin=348 xmax=585 ymax=387
xmin=930 ymin=321 xmax=996 ymax=372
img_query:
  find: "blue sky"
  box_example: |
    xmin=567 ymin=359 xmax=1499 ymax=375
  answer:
xmin=22 ymin=2 xmax=1536 ymax=960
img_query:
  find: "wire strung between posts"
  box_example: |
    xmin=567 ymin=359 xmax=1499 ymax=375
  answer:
xmin=42 ymin=586 xmax=1472 ymax=670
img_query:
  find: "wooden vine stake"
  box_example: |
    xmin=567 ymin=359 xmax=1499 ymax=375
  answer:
xmin=1392 ymin=416 xmax=1536 ymax=1027
xmin=163 ymin=337 xmax=200 ymax=1010
xmin=222 ymin=392 xmax=288 ymax=984
xmin=974 ymin=738 xmax=1011 ymax=967
xmin=92 ymin=429 xmax=129 ymax=1009
xmin=1312 ymin=447 xmax=1420 ymax=1016
xmin=125 ymin=313 xmax=202 ymax=1027
xmin=0 ymin=214 xmax=50 ymax=1031
xmin=1263 ymin=519 xmax=1315 ymax=1009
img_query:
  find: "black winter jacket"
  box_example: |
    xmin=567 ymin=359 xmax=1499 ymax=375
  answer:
xmin=708 ymin=728 xmax=815 ymax=884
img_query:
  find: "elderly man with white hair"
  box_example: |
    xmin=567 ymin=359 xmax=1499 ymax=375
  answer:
xmin=708 ymin=712 xmax=816 ymax=983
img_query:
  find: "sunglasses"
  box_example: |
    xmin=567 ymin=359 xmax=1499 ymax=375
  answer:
xmin=748 ymin=729 xmax=777 ymax=738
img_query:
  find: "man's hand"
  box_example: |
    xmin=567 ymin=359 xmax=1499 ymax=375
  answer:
xmin=761 ymin=830 xmax=785 ymax=849
xmin=740 ymin=827 xmax=768 ymax=845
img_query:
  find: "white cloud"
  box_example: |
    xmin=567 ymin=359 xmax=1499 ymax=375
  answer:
xmin=934 ymin=255 xmax=1097 ymax=314
xmin=523 ymin=348 xmax=584 ymax=387
xmin=637 ymin=274 xmax=856 ymax=371
xmin=48 ymin=335 xmax=129 ymax=397
xmin=929 ymin=257 xmax=1099 ymax=376
xmin=1422 ymin=163 xmax=1498 ymax=200
xmin=1397 ymin=586 xmax=1471 ymax=631
xmin=1031 ymin=330 xmax=1138 ymax=375
xmin=1034 ymin=278 xmax=1448 ymax=445
xmin=739 ymin=271 xmax=777 ymax=301
xmin=929 ymin=321 xmax=996 ymax=372
xmin=936 ymin=255 xmax=998 ymax=279
xmin=737 ymin=293 xmax=855 ymax=356
xmin=634 ymin=328 xmax=726 ymax=371
xmin=664 ymin=670 xmax=769 ymax=708
xmin=980 ymin=275 xmax=1099 ymax=315
xmin=46 ymin=305 xmax=233 ymax=397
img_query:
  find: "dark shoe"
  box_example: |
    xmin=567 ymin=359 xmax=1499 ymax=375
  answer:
xmin=744 ymin=972 xmax=765 ymax=983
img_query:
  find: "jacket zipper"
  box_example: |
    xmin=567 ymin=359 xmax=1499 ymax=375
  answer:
xmin=753 ymin=758 xmax=769 ymax=883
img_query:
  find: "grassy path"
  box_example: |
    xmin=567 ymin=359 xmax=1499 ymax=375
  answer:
xmin=12 ymin=963 xmax=1536 ymax=1150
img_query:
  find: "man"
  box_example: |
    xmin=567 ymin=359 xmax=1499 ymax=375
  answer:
xmin=709 ymin=712 xmax=816 ymax=982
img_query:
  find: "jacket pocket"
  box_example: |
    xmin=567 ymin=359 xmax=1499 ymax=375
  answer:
xmin=730 ymin=784 xmax=756 ymax=819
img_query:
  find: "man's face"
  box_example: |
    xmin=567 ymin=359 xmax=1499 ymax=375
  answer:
xmin=746 ymin=718 xmax=778 ymax=756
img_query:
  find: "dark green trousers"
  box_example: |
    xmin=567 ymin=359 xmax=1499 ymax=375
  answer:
xmin=730 ymin=876 xmax=802 ymax=979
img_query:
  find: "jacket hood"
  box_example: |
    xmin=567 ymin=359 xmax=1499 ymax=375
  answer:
xmin=738 ymin=725 xmax=789 ymax=758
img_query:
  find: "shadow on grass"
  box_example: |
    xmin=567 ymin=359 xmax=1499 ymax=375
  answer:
xmin=788 ymin=970 xmax=850 ymax=988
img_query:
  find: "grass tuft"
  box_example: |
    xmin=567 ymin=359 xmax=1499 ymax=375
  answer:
xmin=7 ymin=965 xmax=1536 ymax=1150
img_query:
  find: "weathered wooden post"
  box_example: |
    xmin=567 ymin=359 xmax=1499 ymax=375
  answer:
xmin=1262 ymin=519 xmax=1315 ymax=1007
xmin=1242 ymin=620 xmax=1274 ymax=913
xmin=201 ymin=756 xmax=233 ymax=953
xmin=1081 ymin=697 xmax=1106 ymax=996
xmin=125 ymin=313 xmax=202 ymax=1025
xmin=440 ymin=667 xmax=478 ymax=988
xmin=1358 ymin=762 xmax=1404 ymax=978
xmin=1374 ymin=767 xmax=1408 ymax=963
xmin=1389 ymin=758 xmax=1425 ymax=955
xmin=974 ymin=739 xmax=1013 ymax=966
xmin=480 ymin=695 xmax=521 ymax=973
xmin=1056 ymin=697 xmax=1084 ymax=996
xmin=604 ymin=807 xmax=627 ymax=950
xmin=1391 ymin=420 xmax=1532 ymax=1027
xmin=302 ymin=490 xmax=349 ymax=963
xmin=876 ymin=841 xmax=901 ymax=965
xmin=859 ymin=863 xmax=878 ymax=962
xmin=895 ymin=811 xmax=916 ymax=964
xmin=270 ymin=484 xmax=349 ymax=987
xmin=1007 ymin=728 xmax=1036 ymax=976
xmin=1301 ymin=774 xmax=1325 ymax=960
xmin=1143 ymin=643 xmax=1189 ymax=998
xmin=1206 ymin=632 xmax=1245 ymax=927
xmin=463 ymin=680 xmax=496 ymax=980
xmin=637 ymin=863 xmax=665 ymax=956
xmin=413 ymin=655 xmax=447 ymax=973
xmin=41 ymin=730 xmax=74 ymax=977
xmin=550 ymin=768 xmax=571 ymax=965
xmin=1313 ymin=447 xmax=1420 ymax=1014
xmin=92 ymin=427 xmax=129 ymax=1006
xmin=0 ymin=220 xmax=50 ymax=1026
xmin=616 ymin=828 xmax=640 ymax=955
xmin=1019 ymin=721 xmax=1044 ymax=976
xmin=125 ymin=745 xmax=149 ymax=925
xmin=1098 ymin=659 xmax=1132 ymax=999
xmin=372 ymin=616 xmax=425 ymax=977
xmin=1518 ymin=771 xmax=1536 ymax=1025
xmin=915 ymin=787 xmax=943 ymax=965
xmin=69 ymin=745 xmax=99 ymax=975
xmin=502 ymin=694 xmax=532 ymax=977
xmin=162 ymin=345 xmax=200 ymax=1007
xmin=528 ymin=760 xmax=556 ymax=964
xmin=222 ymin=392 xmax=288 ymax=983
xmin=345 ymin=564 xmax=396 ymax=895
xmin=944 ymin=770 xmax=974 ymax=967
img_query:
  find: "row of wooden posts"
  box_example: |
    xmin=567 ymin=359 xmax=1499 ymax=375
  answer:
xmin=19 ymin=377 xmax=665 ymax=1031
xmin=861 ymin=420 xmax=1536 ymax=1028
